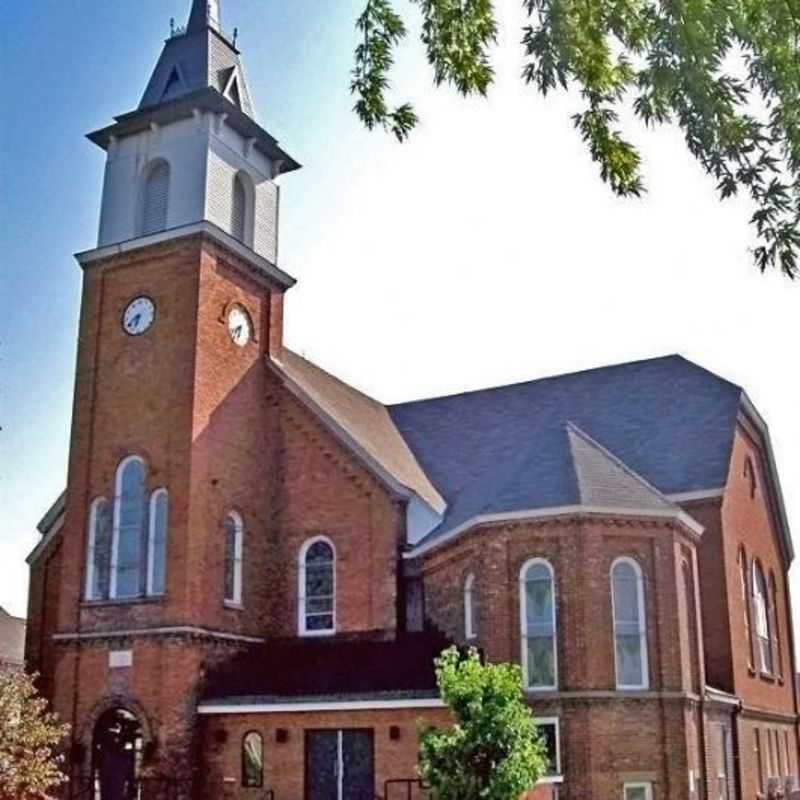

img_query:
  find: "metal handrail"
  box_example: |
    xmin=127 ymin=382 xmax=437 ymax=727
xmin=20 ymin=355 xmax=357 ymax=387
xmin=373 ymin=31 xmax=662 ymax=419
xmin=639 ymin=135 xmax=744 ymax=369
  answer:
xmin=384 ymin=778 xmax=430 ymax=800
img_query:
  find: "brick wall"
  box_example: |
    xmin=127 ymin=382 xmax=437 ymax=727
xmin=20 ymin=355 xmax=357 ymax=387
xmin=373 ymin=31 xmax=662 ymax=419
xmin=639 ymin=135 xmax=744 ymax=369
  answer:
xmin=198 ymin=706 xmax=450 ymax=800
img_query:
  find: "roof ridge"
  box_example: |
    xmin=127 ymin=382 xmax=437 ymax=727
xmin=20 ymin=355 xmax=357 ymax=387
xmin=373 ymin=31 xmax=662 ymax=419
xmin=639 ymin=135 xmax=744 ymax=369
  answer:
xmin=389 ymin=354 xmax=737 ymax=410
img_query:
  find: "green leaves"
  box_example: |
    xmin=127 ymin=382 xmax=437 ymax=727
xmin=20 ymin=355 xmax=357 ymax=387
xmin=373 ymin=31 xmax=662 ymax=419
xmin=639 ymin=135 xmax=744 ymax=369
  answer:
xmin=416 ymin=0 xmax=498 ymax=94
xmin=351 ymin=0 xmax=418 ymax=141
xmin=0 ymin=671 xmax=69 ymax=800
xmin=418 ymin=647 xmax=547 ymax=800
xmin=352 ymin=0 xmax=800 ymax=276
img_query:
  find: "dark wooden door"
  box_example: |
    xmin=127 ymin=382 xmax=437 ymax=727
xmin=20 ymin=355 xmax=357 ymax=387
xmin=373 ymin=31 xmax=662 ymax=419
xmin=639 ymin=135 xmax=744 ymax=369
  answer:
xmin=342 ymin=730 xmax=374 ymax=800
xmin=305 ymin=730 xmax=374 ymax=800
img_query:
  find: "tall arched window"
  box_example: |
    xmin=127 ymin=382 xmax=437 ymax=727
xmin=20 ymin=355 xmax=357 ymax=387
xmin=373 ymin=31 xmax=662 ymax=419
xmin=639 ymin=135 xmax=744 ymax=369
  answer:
xmin=141 ymin=160 xmax=170 ymax=235
xmin=299 ymin=537 xmax=335 ymax=636
xmin=231 ymin=173 xmax=247 ymax=242
xmin=739 ymin=547 xmax=755 ymax=669
xmin=224 ymin=512 xmax=244 ymax=606
xmin=147 ymin=489 xmax=168 ymax=596
xmin=242 ymin=731 xmax=263 ymax=788
xmin=464 ymin=573 xmax=477 ymax=640
xmin=753 ymin=562 xmax=772 ymax=673
xmin=520 ymin=559 xmax=557 ymax=690
xmin=111 ymin=456 xmax=147 ymax=599
xmin=769 ymin=572 xmax=783 ymax=680
xmin=86 ymin=498 xmax=112 ymax=600
xmin=611 ymin=558 xmax=649 ymax=689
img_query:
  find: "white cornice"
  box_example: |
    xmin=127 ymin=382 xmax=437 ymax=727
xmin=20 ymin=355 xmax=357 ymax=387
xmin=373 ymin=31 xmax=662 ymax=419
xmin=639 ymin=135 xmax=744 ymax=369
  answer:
xmin=404 ymin=504 xmax=705 ymax=560
xmin=197 ymin=697 xmax=446 ymax=715
xmin=667 ymin=488 xmax=725 ymax=503
xmin=75 ymin=221 xmax=296 ymax=290
xmin=52 ymin=626 xmax=264 ymax=644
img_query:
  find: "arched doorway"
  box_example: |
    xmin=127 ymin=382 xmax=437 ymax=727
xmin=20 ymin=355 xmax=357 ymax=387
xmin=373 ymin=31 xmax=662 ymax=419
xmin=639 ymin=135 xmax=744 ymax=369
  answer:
xmin=92 ymin=708 xmax=143 ymax=800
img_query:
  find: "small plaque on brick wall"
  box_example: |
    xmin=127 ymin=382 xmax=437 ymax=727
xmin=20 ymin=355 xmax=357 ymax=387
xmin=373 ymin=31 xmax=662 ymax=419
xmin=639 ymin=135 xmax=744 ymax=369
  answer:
xmin=109 ymin=650 xmax=133 ymax=669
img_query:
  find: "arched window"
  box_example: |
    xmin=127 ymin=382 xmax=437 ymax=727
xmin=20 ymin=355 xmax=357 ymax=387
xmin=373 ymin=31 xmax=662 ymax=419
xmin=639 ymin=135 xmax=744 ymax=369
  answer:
xmin=242 ymin=731 xmax=263 ymax=788
xmin=753 ymin=562 xmax=772 ymax=673
xmin=224 ymin=512 xmax=244 ymax=606
xmin=739 ymin=547 xmax=755 ymax=669
xmin=231 ymin=173 xmax=247 ymax=242
xmin=86 ymin=498 xmax=112 ymax=600
xmin=147 ymin=489 xmax=168 ymax=596
xmin=299 ymin=537 xmax=335 ymax=636
xmin=769 ymin=572 xmax=783 ymax=680
xmin=111 ymin=456 xmax=147 ymax=599
xmin=611 ymin=558 xmax=649 ymax=689
xmin=520 ymin=559 xmax=557 ymax=690
xmin=141 ymin=160 xmax=170 ymax=235
xmin=464 ymin=573 xmax=477 ymax=640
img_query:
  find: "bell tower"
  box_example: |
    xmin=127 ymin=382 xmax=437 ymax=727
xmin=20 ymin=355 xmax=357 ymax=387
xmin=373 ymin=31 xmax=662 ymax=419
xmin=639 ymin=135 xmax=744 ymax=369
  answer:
xmin=46 ymin=0 xmax=301 ymax=786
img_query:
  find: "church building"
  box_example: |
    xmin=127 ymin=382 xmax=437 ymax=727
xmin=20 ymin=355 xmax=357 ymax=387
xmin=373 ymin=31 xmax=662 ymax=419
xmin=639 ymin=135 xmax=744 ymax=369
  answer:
xmin=25 ymin=2 xmax=800 ymax=799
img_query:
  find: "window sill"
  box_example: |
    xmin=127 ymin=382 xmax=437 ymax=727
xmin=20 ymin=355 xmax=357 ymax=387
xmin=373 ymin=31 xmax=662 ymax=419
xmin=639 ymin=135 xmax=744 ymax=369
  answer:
xmin=82 ymin=595 xmax=164 ymax=609
xmin=299 ymin=629 xmax=336 ymax=639
xmin=759 ymin=671 xmax=777 ymax=683
xmin=223 ymin=601 xmax=244 ymax=611
xmin=538 ymin=776 xmax=564 ymax=785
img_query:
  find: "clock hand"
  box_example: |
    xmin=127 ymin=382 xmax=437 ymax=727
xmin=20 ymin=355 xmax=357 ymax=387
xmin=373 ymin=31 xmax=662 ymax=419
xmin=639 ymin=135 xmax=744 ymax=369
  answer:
xmin=130 ymin=314 xmax=141 ymax=328
xmin=233 ymin=325 xmax=243 ymax=339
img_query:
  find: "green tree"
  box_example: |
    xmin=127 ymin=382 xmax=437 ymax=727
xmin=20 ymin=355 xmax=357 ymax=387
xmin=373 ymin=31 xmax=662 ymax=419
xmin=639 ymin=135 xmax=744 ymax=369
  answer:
xmin=418 ymin=647 xmax=547 ymax=800
xmin=351 ymin=0 xmax=800 ymax=276
xmin=0 ymin=671 xmax=69 ymax=800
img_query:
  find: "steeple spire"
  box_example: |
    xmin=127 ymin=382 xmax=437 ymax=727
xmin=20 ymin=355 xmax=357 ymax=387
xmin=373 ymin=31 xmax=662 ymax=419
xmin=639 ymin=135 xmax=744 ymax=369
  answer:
xmin=188 ymin=0 xmax=221 ymax=33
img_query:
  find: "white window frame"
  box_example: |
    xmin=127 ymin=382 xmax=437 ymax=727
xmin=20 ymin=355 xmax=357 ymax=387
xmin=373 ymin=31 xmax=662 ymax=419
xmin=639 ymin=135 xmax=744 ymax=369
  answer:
xmin=224 ymin=511 xmax=244 ymax=607
xmin=110 ymin=454 xmax=147 ymax=600
xmin=464 ymin=573 xmax=477 ymax=640
xmin=146 ymin=488 xmax=168 ymax=596
xmin=623 ymin=782 xmax=653 ymax=800
xmin=534 ymin=716 xmax=562 ymax=784
xmin=611 ymin=556 xmax=650 ymax=690
xmin=752 ymin=561 xmax=772 ymax=674
xmin=298 ymin=536 xmax=336 ymax=637
xmin=520 ymin=558 xmax=558 ymax=691
xmin=85 ymin=497 xmax=108 ymax=600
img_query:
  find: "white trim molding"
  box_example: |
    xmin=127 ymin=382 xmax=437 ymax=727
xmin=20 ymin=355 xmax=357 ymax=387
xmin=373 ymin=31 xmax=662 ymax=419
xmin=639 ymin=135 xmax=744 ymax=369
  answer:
xmin=405 ymin=504 xmax=704 ymax=560
xmin=611 ymin=557 xmax=650 ymax=691
xmin=197 ymin=697 xmax=446 ymax=715
xmin=520 ymin=559 xmax=558 ymax=692
xmin=534 ymin=716 xmax=563 ymax=784
xmin=53 ymin=625 xmax=264 ymax=644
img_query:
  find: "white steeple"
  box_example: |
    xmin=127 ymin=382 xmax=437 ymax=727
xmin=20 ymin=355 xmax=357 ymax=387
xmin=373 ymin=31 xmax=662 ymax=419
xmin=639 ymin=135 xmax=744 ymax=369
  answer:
xmin=85 ymin=0 xmax=300 ymax=273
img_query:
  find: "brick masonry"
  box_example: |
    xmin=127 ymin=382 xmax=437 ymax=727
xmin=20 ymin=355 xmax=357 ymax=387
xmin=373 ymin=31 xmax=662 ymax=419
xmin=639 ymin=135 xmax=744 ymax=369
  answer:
xmin=25 ymin=233 xmax=800 ymax=799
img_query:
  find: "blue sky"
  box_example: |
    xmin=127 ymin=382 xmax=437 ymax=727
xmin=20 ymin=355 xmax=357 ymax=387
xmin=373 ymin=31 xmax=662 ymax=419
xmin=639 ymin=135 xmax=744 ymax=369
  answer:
xmin=2 ymin=1 xmax=800 ymax=626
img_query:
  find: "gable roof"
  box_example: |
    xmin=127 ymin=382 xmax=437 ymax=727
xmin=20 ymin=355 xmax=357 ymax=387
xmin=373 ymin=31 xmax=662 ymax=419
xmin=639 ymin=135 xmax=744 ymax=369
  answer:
xmin=0 ymin=607 xmax=26 ymax=668
xmin=389 ymin=355 xmax=745 ymax=549
xmin=269 ymin=350 xmax=446 ymax=513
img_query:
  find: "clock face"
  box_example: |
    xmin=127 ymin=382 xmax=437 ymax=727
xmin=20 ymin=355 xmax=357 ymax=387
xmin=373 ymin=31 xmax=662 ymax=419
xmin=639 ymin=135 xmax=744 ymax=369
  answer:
xmin=227 ymin=306 xmax=252 ymax=347
xmin=122 ymin=296 xmax=156 ymax=336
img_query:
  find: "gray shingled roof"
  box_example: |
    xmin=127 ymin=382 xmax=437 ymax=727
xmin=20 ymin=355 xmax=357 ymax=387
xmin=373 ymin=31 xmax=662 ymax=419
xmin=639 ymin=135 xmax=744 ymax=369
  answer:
xmin=0 ymin=607 xmax=25 ymax=668
xmin=271 ymin=350 xmax=446 ymax=513
xmin=388 ymin=356 xmax=744 ymax=547
xmin=567 ymin=422 xmax=677 ymax=510
xmin=139 ymin=26 xmax=254 ymax=117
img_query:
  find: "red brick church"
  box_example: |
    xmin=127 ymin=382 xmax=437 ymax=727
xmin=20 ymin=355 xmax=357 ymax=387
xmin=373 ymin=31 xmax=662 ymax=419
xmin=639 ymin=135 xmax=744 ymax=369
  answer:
xmin=25 ymin=2 xmax=800 ymax=798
